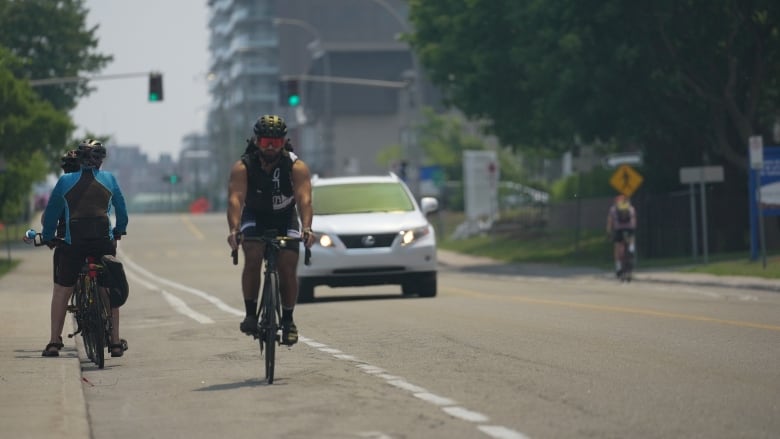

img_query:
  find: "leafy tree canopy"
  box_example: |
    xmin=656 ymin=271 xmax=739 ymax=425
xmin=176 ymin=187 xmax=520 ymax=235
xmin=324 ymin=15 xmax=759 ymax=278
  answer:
xmin=0 ymin=48 xmax=71 ymax=221
xmin=408 ymin=0 xmax=780 ymax=177
xmin=0 ymin=0 xmax=112 ymax=111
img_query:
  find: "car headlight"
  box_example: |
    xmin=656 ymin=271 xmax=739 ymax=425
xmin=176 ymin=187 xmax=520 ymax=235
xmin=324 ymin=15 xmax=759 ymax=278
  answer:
xmin=318 ymin=233 xmax=334 ymax=248
xmin=400 ymin=225 xmax=431 ymax=246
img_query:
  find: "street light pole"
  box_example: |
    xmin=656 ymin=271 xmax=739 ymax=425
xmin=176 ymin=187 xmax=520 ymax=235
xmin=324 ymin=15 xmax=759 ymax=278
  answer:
xmin=362 ymin=0 xmax=424 ymax=197
xmin=274 ymin=18 xmax=333 ymax=175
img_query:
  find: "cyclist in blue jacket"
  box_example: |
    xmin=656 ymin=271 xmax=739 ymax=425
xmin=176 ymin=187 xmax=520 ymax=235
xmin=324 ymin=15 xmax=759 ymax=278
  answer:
xmin=40 ymin=139 xmax=129 ymax=357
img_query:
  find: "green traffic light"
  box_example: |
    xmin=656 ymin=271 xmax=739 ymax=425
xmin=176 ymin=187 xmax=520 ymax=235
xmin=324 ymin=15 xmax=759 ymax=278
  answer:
xmin=170 ymin=174 xmax=178 ymax=184
xmin=288 ymin=94 xmax=300 ymax=107
xmin=149 ymin=93 xmax=160 ymax=102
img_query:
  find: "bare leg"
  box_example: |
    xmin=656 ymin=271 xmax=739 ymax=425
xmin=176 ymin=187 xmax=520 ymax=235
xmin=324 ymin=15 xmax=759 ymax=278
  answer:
xmin=50 ymin=283 xmax=74 ymax=345
xmin=241 ymin=241 xmax=264 ymax=301
xmin=278 ymin=250 xmax=300 ymax=309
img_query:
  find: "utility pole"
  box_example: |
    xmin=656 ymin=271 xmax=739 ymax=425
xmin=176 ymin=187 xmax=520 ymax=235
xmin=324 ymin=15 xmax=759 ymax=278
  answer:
xmin=28 ymin=71 xmax=156 ymax=87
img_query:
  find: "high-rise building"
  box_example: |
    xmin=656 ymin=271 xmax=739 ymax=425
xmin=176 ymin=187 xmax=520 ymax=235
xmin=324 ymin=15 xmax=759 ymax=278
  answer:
xmin=206 ymin=0 xmax=440 ymax=184
xmin=206 ymin=0 xmax=280 ymax=189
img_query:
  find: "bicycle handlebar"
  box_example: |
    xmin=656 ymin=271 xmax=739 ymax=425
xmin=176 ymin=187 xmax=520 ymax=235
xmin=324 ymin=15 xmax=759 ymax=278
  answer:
xmin=23 ymin=229 xmax=64 ymax=248
xmin=230 ymin=232 xmax=312 ymax=266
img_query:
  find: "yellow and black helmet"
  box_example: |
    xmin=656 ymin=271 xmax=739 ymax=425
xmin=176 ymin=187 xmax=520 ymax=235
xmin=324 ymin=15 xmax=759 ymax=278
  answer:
xmin=253 ymin=115 xmax=287 ymax=138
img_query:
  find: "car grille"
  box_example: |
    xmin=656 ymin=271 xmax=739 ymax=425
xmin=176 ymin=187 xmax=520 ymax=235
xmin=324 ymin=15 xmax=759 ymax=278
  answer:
xmin=339 ymin=233 xmax=397 ymax=248
xmin=332 ymin=266 xmax=405 ymax=274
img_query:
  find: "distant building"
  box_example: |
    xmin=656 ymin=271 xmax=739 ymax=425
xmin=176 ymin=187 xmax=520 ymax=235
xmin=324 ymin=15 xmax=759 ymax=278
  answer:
xmin=101 ymin=144 xmax=181 ymax=212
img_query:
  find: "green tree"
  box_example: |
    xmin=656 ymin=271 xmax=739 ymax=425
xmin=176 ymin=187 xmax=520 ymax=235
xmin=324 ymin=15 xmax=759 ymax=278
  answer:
xmin=0 ymin=49 xmax=71 ymax=223
xmin=417 ymin=108 xmax=486 ymax=181
xmin=408 ymin=0 xmax=780 ymax=180
xmin=0 ymin=0 xmax=112 ymax=112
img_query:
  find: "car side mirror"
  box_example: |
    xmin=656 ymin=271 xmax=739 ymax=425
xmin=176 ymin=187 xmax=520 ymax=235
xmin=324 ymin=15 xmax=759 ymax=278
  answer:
xmin=420 ymin=197 xmax=439 ymax=214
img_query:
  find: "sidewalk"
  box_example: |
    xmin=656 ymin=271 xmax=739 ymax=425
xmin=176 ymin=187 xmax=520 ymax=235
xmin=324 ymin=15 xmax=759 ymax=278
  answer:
xmin=0 ymin=243 xmax=90 ymax=439
xmin=437 ymin=249 xmax=780 ymax=293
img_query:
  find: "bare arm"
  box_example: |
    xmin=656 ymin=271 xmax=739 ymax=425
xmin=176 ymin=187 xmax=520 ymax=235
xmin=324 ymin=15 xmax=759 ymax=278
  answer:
xmin=226 ymin=160 xmax=247 ymax=249
xmin=292 ymin=159 xmax=314 ymax=248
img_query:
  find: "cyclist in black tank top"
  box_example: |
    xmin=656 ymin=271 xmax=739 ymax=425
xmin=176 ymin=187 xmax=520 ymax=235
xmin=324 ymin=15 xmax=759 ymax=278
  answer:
xmin=227 ymin=115 xmax=315 ymax=345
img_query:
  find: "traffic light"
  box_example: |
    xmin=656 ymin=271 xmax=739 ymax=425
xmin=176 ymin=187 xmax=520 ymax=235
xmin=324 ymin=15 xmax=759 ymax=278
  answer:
xmin=148 ymin=73 xmax=163 ymax=102
xmin=279 ymin=79 xmax=300 ymax=107
xmin=162 ymin=174 xmax=179 ymax=184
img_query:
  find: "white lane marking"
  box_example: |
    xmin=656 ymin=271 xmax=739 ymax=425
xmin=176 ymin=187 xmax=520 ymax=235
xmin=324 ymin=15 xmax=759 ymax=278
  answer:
xmin=387 ymin=379 xmax=427 ymax=393
xmin=356 ymin=364 xmax=386 ymax=375
xmin=120 ymin=250 xmax=243 ymax=316
xmin=442 ymin=406 xmax=490 ymax=423
xmin=357 ymin=432 xmax=394 ymax=439
xmin=414 ymin=392 xmax=455 ymax=406
xmin=302 ymin=338 xmax=327 ymax=348
xmin=478 ymin=425 xmax=531 ymax=439
xmin=125 ymin=269 xmax=214 ymax=324
xmin=122 ymin=254 xmax=529 ymax=439
xmin=321 ymin=343 xmax=528 ymax=438
xmin=160 ymin=290 xmax=214 ymax=324
xmin=319 ymin=347 xmax=343 ymax=354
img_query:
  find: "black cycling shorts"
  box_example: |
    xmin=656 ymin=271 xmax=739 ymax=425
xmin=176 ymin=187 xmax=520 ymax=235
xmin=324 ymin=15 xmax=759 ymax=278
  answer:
xmin=239 ymin=208 xmax=301 ymax=251
xmin=612 ymin=229 xmax=635 ymax=243
xmin=55 ymin=239 xmax=116 ymax=287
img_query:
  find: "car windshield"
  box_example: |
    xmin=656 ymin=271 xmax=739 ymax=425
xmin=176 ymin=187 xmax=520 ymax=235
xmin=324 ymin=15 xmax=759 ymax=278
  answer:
xmin=313 ymin=182 xmax=415 ymax=215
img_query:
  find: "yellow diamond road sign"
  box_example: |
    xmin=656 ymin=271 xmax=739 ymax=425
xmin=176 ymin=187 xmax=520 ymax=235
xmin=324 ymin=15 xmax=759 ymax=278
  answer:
xmin=610 ymin=164 xmax=643 ymax=196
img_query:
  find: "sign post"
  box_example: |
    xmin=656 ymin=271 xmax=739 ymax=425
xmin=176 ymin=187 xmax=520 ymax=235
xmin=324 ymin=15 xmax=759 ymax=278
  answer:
xmin=748 ymin=136 xmax=766 ymax=268
xmin=679 ymin=166 xmax=724 ymax=264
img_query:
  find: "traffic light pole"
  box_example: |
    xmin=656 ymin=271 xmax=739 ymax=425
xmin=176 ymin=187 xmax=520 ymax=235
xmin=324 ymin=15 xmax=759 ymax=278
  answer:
xmin=28 ymin=71 xmax=153 ymax=87
xmin=280 ymin=74 xmax=406 ymax=89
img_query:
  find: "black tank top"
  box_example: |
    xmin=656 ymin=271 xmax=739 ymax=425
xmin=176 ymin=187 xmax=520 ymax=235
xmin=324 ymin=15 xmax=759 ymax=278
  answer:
xmin=241 ymin=151 xmax=296 ymax=216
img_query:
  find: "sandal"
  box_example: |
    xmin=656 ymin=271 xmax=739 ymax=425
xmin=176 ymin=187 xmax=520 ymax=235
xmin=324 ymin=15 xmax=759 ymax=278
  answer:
xmin=42 ymin=337 xmax=64 ymax=357
xmin=108 ymin=339 xmax=128 ymax=358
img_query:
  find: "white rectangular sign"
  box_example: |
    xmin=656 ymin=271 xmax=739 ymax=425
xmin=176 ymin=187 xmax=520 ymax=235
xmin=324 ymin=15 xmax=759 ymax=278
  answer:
xmin=679 ymin=166 xmax=725 ymax=184
xmin=463 ymin=150 xmax=499 ymax=220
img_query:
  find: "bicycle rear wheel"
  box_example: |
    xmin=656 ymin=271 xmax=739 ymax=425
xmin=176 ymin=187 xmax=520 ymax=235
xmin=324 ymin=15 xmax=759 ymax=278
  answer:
xmin=87 ymin=280 xmax=105 ymax=369
xmin=75 ymin=277 xmax=96 ymax=364
xmin=259 ymin=272 xmax=279 ymax=384
xmin=621 ymin=245 xmax=634 ymax=282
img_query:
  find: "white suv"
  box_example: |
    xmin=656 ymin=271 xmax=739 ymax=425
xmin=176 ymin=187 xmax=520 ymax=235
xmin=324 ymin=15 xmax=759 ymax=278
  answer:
xmin=297 ymin=174 xmax=438 ymax=302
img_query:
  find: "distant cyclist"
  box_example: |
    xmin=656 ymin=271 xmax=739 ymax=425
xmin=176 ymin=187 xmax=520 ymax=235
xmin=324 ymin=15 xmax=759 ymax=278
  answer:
xmin=606 ymin=194 xmax=636 ymax=277
xmin=226 ymin=115 xmax=315 ymax=345
xmin=40 ymin=139 xmax=129 ymax=357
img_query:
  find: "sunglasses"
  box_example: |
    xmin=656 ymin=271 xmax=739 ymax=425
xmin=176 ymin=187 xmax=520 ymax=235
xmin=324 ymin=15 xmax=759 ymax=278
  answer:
xmin=256 ymin=137 xmax=285 ymax=150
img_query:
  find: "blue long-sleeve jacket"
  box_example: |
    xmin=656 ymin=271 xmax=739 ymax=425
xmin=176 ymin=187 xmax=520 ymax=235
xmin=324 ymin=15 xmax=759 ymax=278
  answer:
xmin=41 ymin=167 xmax=128 ymax=243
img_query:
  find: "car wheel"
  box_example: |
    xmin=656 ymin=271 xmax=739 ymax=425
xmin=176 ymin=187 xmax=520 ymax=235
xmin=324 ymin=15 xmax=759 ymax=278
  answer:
xmin=297 ymin=278 xmax=315 ymax=303
xmin=401 ymin=272 xmax=437 ymax=298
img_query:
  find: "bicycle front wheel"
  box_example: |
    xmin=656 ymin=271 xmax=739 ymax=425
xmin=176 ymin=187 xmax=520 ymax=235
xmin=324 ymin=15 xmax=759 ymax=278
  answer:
xmin=260 ymin=272 xmax=279 ymax=384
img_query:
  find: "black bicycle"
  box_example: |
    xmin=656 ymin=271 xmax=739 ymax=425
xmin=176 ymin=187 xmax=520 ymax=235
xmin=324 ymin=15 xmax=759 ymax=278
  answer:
xmin=232 ymin=229 xmax=311 ymax=384
xmin=27 ymin=231 xmax=112 ymax=368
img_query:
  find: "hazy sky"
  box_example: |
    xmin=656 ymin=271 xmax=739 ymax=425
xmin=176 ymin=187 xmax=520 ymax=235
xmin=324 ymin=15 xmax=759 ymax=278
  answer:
xmin=71 ymin=1 xmax=211 ymax=162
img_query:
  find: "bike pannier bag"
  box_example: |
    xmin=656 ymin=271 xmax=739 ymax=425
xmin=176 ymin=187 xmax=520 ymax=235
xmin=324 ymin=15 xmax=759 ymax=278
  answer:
xmin=100 ymin=255 xmax=130 ymax=307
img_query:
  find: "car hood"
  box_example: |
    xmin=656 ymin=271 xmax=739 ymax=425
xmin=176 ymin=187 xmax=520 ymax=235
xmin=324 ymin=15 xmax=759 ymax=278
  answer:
xmin=313 ymin=211 xmax=429 ymax=234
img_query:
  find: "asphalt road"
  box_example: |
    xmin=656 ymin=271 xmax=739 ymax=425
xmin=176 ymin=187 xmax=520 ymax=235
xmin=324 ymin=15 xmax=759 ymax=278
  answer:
xmin=5 ymin=212 xmax=780 ymax=439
